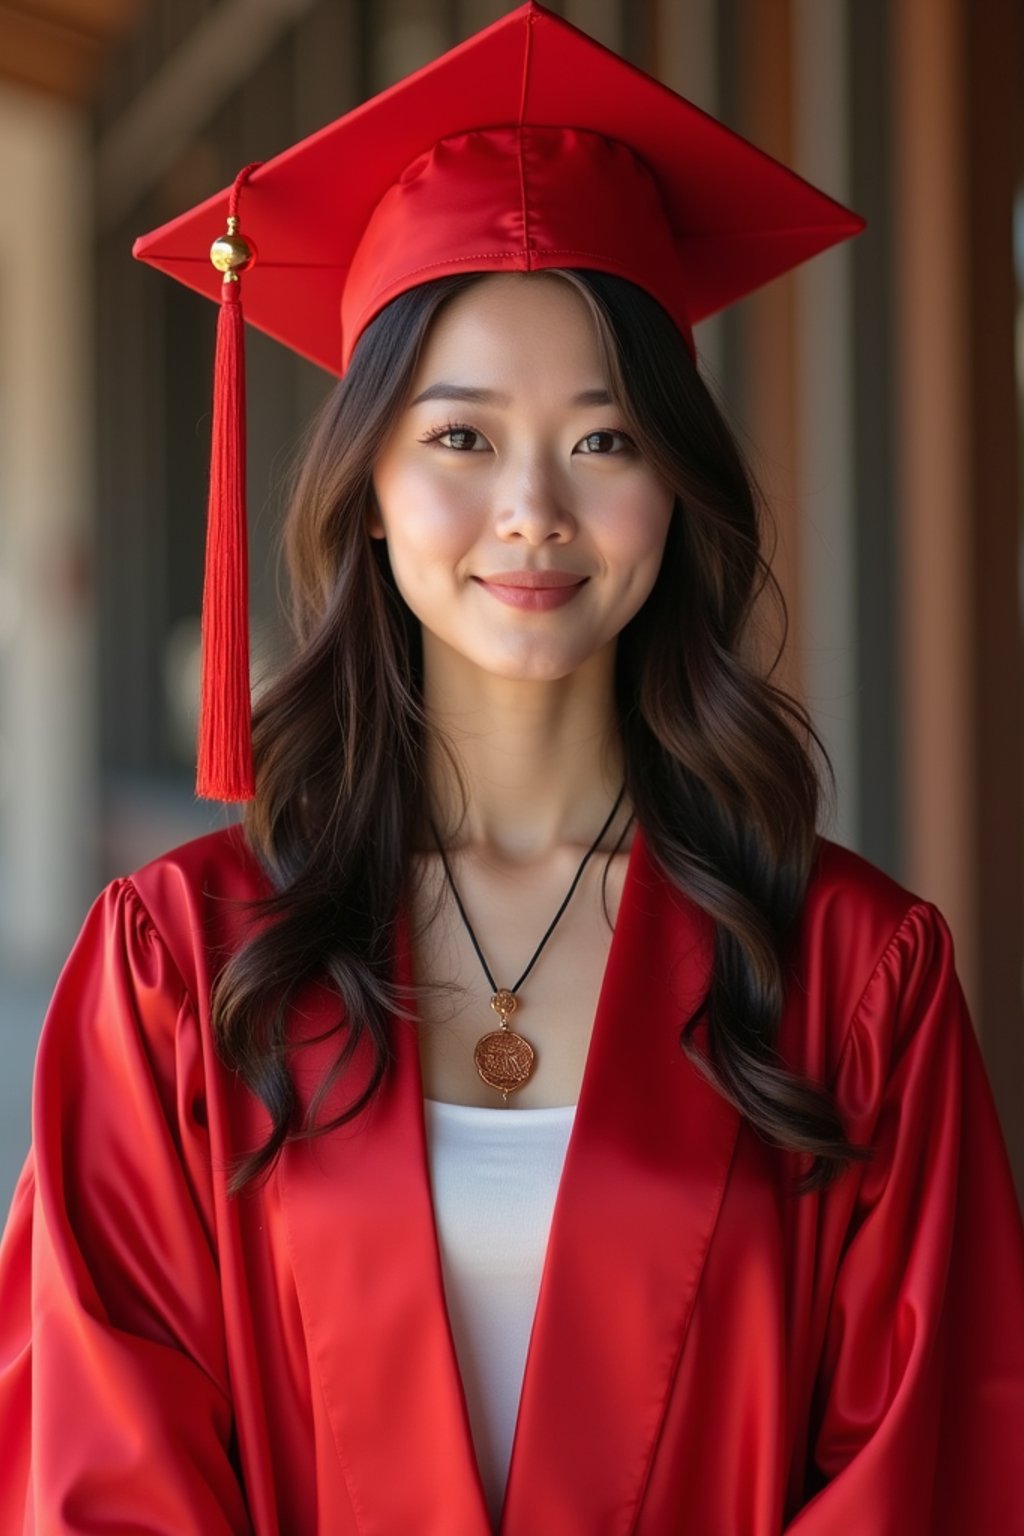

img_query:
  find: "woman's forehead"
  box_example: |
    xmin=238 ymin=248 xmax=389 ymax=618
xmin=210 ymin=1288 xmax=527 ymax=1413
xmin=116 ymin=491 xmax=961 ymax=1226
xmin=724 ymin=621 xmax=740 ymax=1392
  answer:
xmin=413 ymin=275 xmax=610 ymax=387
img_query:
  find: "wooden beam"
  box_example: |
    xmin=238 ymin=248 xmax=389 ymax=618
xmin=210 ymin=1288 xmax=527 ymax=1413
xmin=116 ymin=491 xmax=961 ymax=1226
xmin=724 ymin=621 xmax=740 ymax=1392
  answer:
xmin=0 ymin=9 xmax=101 ymax=99
xmin=0 ymin=0 xmax=141 ymax=102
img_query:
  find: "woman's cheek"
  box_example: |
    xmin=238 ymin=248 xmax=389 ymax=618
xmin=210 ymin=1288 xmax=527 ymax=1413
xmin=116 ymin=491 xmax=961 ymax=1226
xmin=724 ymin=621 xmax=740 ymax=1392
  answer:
xmin=599 ymin=487 xmax=671 ymax=559
xmin=400 ymin=469 xmax=482 ymax=552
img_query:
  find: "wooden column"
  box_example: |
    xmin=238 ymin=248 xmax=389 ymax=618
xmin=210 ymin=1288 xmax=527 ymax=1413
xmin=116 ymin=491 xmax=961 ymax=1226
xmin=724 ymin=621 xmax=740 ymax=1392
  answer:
xmin=892 ymin=0 xmax=1024 ymax=1196
xmin=963 ymin=0 xmax=1024 ymax=1193
xmin=735 ymin=0 xmax=803 ymax=713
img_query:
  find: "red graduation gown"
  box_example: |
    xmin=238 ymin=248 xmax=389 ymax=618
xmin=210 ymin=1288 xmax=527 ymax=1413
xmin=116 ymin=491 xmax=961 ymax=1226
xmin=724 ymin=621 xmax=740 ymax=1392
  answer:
xmin=1 ymin=821 xmax=1023 ymax=1534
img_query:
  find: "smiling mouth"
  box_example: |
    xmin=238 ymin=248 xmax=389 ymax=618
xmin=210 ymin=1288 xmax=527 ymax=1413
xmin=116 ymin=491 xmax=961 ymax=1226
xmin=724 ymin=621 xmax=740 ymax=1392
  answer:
xmin=472 ymin=575 xmax=589 ymax=611
xmin=473 ymin=573 xmax=588 ymax=590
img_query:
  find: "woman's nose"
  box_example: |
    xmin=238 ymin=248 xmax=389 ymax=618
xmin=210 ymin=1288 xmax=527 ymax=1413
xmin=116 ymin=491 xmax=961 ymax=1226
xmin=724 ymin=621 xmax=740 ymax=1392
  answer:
xmin=493 ymin=459 xmax=576 ymax=544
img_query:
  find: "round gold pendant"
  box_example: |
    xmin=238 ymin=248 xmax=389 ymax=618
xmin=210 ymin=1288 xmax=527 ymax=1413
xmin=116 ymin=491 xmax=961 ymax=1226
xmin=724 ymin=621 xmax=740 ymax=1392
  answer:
xmin=474 ymin=1027 xmax=536 ymax=1099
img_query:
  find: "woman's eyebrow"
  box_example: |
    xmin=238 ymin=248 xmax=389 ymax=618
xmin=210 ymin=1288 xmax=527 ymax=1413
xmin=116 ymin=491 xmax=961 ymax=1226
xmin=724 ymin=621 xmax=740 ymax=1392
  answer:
xmin=409 ymin=382 xmax=614 ymax=407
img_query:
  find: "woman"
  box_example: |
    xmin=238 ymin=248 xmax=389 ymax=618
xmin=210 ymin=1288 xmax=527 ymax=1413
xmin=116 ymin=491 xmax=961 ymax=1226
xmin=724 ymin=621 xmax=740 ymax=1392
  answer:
xmin=2 ymin=4 xmax=1023 ymax=1533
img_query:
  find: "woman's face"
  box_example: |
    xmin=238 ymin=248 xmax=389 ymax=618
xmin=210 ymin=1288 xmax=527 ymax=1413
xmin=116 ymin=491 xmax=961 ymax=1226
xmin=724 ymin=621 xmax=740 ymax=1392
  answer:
xmin=369 ymin=273 xmax=675 ymax=685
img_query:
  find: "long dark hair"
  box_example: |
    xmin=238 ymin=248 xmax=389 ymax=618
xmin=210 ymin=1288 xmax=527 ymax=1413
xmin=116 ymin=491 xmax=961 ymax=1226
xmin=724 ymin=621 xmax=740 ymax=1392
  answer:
xmin=212 ymin=267 xmax=873 ymax=1197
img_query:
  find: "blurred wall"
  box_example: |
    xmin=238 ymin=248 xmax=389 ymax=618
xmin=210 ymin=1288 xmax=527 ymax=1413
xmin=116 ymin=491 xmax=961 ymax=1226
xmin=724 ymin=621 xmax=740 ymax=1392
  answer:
xmin=0 ymin=84 xmax=98 ymax=973
xmin=0 ymin=81 xmax=99 ymax=1200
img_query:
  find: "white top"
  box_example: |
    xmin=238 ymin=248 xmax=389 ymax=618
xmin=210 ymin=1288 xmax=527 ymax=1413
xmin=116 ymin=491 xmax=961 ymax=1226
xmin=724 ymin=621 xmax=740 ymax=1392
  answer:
xmin=422 ymin=1096 xmax=577 ymax=1532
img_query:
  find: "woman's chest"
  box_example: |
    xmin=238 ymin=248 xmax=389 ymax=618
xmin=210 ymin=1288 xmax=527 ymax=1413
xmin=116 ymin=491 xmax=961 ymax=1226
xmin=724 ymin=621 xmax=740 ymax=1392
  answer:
xmin=408 ymin=850 xmax=630 ymax=1109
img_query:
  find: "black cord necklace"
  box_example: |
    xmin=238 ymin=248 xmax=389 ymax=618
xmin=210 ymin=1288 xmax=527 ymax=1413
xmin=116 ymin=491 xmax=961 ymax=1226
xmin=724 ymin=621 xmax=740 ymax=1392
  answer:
xmin=428 ymin=782 xmax=629 ymax=1103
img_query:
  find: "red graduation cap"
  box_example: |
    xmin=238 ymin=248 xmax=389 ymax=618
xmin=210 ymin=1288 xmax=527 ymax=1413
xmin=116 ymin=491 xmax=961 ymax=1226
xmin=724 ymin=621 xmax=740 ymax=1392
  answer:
xmin=133 ymin=0 xmax=865 ymax=803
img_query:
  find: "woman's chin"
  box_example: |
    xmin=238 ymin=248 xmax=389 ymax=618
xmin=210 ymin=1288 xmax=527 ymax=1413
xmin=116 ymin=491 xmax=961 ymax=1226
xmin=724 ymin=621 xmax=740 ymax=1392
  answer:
xmin=426 ymin=646 xmax=596 ymax=687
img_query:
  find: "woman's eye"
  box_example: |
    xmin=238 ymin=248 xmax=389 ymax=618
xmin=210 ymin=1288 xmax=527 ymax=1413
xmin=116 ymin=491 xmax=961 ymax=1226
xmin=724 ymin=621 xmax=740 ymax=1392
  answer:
xmin=577 ymin=429 xmax=633 ymax=455
xmin=418 ymin=423 xmax=635 ymax=455
xmin=421 ymin=421 xmax=487 ymax=452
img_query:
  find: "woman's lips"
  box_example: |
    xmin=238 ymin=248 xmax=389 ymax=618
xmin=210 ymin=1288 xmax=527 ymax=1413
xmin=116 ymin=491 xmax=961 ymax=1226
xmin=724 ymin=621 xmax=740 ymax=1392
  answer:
xmin=473 ymin=576 xmax=588 ymax=611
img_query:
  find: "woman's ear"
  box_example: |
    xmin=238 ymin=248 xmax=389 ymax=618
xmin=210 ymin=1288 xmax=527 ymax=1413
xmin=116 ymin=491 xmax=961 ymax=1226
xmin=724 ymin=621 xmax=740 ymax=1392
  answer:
xmin=365 ymin=493 xmax=386 ymax=540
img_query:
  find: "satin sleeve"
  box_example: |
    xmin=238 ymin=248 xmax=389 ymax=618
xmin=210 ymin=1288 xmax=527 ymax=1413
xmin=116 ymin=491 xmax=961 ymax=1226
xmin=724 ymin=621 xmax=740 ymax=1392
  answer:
xmin=0 ymin=878 xmax=252 ymax=1534
xmin=785 ymin=900 xmax=1024 ymax=1535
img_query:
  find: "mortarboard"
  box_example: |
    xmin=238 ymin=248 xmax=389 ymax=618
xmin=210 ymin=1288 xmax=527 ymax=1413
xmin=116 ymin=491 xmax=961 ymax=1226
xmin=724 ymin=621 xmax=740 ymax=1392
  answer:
xmin=133 ymin=0 xmax=865 ymax=803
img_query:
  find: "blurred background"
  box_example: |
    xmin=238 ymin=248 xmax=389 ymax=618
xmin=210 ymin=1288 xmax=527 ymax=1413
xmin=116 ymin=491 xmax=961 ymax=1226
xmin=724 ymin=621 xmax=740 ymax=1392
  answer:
xmin=0 ymin=0 xmax=1021 ymax=1210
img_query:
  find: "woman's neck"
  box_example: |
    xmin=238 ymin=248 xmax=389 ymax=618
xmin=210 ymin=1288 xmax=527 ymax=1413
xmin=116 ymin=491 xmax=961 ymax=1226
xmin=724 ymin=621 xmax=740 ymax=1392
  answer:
xmin=419 ymin=643 xmax=629 ymax=863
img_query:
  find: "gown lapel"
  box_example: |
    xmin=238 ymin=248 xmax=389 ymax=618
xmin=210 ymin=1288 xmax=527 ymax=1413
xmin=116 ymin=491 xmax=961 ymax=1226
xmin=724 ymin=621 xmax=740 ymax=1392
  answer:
xmin=498 ymin=825 xmax=741 ymax=1531
xmin=281 ymin=824 xmax=741 ymax=1535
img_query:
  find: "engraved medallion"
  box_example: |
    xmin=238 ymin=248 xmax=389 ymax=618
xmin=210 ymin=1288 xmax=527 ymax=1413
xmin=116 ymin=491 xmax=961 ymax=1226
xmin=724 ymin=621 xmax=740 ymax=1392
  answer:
xmin=474 ymin=1026 xmax=536 ymax=1098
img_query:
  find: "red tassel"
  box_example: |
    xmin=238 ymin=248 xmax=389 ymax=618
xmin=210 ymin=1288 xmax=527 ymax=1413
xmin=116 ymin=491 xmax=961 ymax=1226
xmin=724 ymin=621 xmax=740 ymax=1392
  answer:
xmin=197 ymin=165 xmax=261 ymax=801
xmin=197 ymin=278 xmax=253 ymax=800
